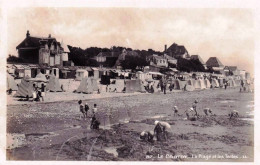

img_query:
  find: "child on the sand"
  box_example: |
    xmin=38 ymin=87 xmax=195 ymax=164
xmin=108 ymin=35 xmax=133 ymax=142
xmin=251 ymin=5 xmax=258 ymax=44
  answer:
xmin=173 ymin=106 xmax=179 ymax=116
xmin=192 ymin=100 xmax=198 ymax=116
xmin=140 ymin=131 xmax=154 ymax=142
xmin=78 ymin=100 xmax=85 ymax=119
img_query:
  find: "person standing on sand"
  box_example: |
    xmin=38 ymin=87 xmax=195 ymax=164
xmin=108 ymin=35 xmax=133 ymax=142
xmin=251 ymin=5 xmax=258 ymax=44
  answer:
xmin=40 ymin=83 xmax=45 ymax=101
xmin=92 ymin=104 xmax=98 ymax=116
xmin=192 ymin=100 xmax=199 ymax=116
xmin=84 ymin=103 xmax=89 ymax=117
xmin=78 ymin=100 xmax=85 ymax=119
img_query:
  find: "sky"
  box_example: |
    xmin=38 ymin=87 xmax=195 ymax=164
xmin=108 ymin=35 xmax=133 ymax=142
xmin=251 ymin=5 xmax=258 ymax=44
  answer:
xmin=7 ymin=8 xmax=255 ymax=74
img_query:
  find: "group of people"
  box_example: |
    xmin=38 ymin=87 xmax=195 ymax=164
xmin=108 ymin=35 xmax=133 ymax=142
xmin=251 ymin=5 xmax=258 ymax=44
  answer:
xmin=139 ymin=100 xmax=240 ymax=143
xmin=32 ymin=83 xmax=45 ymax=102
xmin=140 ymin=120 xmax=171 ymax=142
xmin=78 ymin=100 xmax=100 ymax=129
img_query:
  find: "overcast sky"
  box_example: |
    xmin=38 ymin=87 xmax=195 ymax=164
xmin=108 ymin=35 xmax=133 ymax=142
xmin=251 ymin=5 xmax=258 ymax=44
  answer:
xmin=7 ymin=8 xmax=254 ymax=74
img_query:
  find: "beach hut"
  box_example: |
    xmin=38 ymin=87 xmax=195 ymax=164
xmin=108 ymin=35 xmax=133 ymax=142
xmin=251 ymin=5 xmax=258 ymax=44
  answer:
xmin=211 ymin=79 xmax=219 ymax=88
xmin=7 ymin=74 xmax=18 ymax=91
xmin=192 ymin=79 xmax=200 ymax=89
xmin=173 ymin=79 xmax=181 ymax=90
xmin=46 ymin=75 xmax=62 ymax=92
xmin=204 ymin=79 xmax=211 ymax=88
xmin=76 ymin=77 xmax=94 ymax=94
xmin=186 ymin=79 xmax=194 ymax=86
xmin=198 ymin=79 xmax=206 ymax=89
xmin=92 ymin=67 xmax=100 ymax=79
xmin=136 ymin=71 xmax=146 ymax=80
xmin=14 ymin=78 xmax=34 ymax=97
xmin=75 ymin=69 xmax=88 ymax=81
xmin=90 ymin=77 xmax=99 ymax=91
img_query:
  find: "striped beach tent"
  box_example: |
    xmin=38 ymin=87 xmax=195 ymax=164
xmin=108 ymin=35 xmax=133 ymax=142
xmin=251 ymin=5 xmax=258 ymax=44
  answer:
xmin=211 ymin=79 xmax=219 ymax=88
xmin=46 ymin=75 xmax=62 ymax=92
xmin=76 ymin=77 xmax=94 ymax=94
xmin=14 ymin=78 xmax=34 ymax=97
xmin=204 ymin=79 xmax=211 ymax=88
xmin=7 ymin=74 xmax=18 ymax=91
xmin=198 ymin=79 xmax=206 ymax=89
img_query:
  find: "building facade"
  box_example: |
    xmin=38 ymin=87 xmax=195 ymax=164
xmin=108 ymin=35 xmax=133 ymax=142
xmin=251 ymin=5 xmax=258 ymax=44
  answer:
xmin=16 ymin=31 xmax=68 ymax=67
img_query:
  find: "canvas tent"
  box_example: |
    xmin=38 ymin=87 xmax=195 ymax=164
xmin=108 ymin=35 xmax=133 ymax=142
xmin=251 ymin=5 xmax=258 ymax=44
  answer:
xmin=218 ymin=79 xmax=224 ymax=87
xmin=198 ymin=79 xmax=206 ymax=89
xmin=228 ymin=79 xmax=237 ymax=87
xmin=90 ymin=78 xmax=99 ymax=91
xmin=30 ymin=72 xmax=47 ymax=82
xmin=14 ymin=78 xmax=34 ymax=97
xmin=192 ymin=79 xmax=200 ymax=89
xmin=76 ymin=77 xmax=94 ymax=93
xmin=211 ymin=79 xmax=219 ymax=88
xmin=7 ymin=74 xmax=18 ymax=91
xmin=125 ymin=79 xmax=146 ymax=93
xmin=204 ymin=79 xmax=211 ymax=88
xmin=186 ymin=79 xmax=194 ymax=86
xmin=46 ymin=75 xmax=62 ymax=92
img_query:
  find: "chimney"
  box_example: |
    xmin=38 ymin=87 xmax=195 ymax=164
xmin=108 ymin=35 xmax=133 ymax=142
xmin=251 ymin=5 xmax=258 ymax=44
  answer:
xmin=165 ymin=44 xmax=167 ymax=52
xmin=26 ymin=30 xmax=30 ymax=37
xmin=49 ymin=34 xmax=51 ymax=38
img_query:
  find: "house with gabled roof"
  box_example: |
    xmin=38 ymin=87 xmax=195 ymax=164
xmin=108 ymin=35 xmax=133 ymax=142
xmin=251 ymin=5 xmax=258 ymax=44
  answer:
xmin=146 ymin=54 xmax=168 ymax=68
xmin=224 ymin=66 xmax=240 ymax=76
xmin=206 ymin=57 xmax=224 ymax=72
xmin=114 ymin=49 xmax=140 ymax=68
xmin=94 ymin=51 xmax=120 ymax=68
xmin=164 ymin=43 xmax=190 ymax=59
xmin=190 ymin=55 xmax=207 ymax=69
xmin=16 ymin=30 xmax=67 ymax=67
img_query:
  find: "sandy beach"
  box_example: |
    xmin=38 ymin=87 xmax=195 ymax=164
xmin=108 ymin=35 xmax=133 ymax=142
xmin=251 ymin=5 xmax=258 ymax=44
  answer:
xmin=6 ymin=87 xmax=254 ymax=161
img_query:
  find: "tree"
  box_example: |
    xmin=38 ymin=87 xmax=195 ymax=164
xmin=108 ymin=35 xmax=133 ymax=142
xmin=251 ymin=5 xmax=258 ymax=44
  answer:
xmin=121 ymin=56 xmax=148 ymax=70
xmin=177 ymin=58 xmax=206 ymax=72
xmin=7 ymin=55 xmax=24 ymax=63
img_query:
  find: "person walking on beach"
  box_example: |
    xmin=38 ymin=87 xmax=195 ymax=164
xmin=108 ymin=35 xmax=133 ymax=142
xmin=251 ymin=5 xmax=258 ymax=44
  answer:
xmin=224 ymin=80 xmax=228 ymax=90
xmin=84 ymin=103 xmax=89 ymax=118
xmin=40 ymin=83 xmax=45 ymax=101
xmin=78 ymin=100 xmax=85 ymax=119
xmin=32 ymin=84 xmax=37 ymax=102
xmin=192 ymin=100 xmax=199 ymax=116
xmin=92 ymin=104 xmax=98 ymax=116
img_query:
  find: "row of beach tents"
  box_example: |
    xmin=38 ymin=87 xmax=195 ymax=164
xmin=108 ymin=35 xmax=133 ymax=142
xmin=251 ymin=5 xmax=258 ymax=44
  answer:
xmin=11 ymin=74 xmax=62 ymax=97
xmin=168 ymin=78 xmax=239 ymax=91
xmin=9 ymin=72 xmax=243 ymax=97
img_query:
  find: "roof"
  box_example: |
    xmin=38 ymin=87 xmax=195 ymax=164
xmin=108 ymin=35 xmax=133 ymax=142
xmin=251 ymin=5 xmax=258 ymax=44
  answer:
xmin=206 ymin=57 xmax=224 ymax=67
xmin=76 ymin=69 xmax=87 ymax=72
xmin=16 ymin=34 xmax=60 ymax=50
xmin=190 ymin=55 xmax=205 ymax=64
xmin=166 ymin=43 xmax=188 ymax=55
xmin=61 ymin=41 xmax=70 ymax=53
xmin=227 ymin=66 xmax=238 ymax=71
xmin=162 ymin=54 xmax=176 ymax=61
